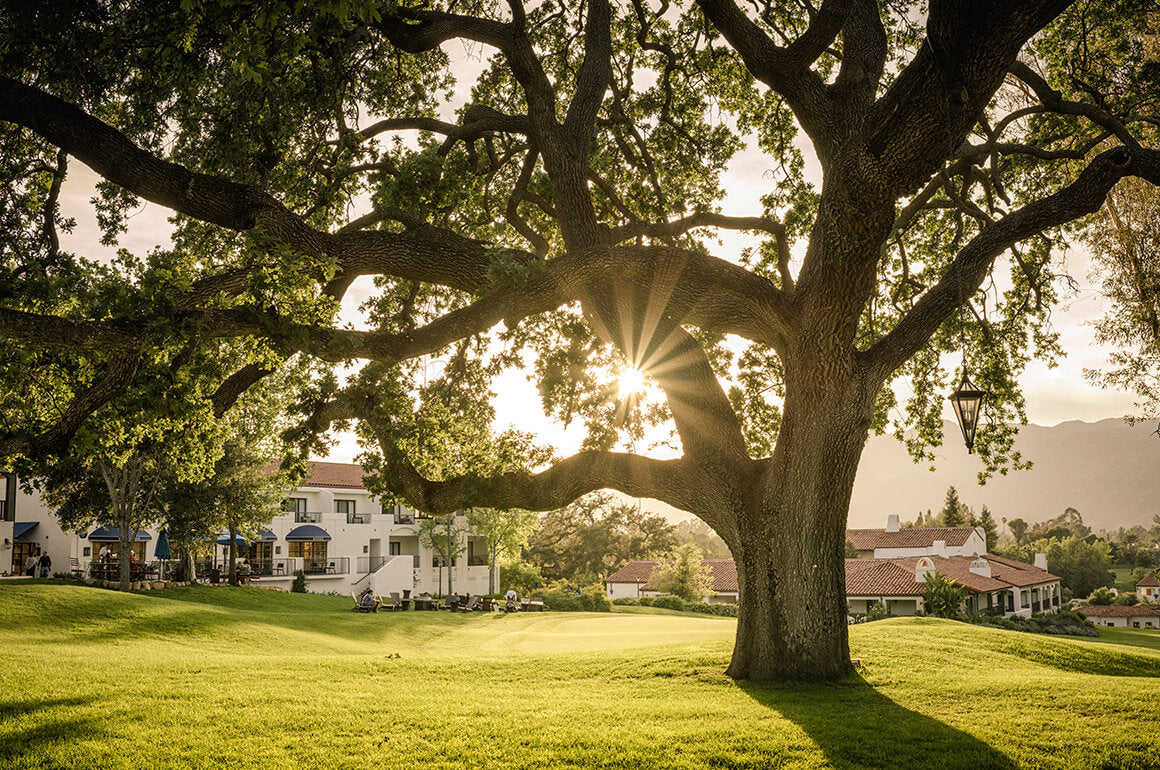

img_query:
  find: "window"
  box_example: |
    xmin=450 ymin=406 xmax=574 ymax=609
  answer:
xmin=288 ymin=541 xmax=326 ymax=560
xmin=1133 ymin=622 xmax=1140 ymax=628
xmin=283 ymin=497 xmax=306 ymax=514
xmin=335 ymin=499 xmax=355 ymax=514
xmin=390 ymin=542 xmax=401 ymax=556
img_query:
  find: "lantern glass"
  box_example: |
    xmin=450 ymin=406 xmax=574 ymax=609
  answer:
xmin=948 ymin=373 xmax=986 ymax=453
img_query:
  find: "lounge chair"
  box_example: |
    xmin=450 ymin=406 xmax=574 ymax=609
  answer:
xmin=386 ymin=592 xmax=403 ymax=611
xmin=352 ymin=593 xmax=378 ymax=613
xmin=460 ymin=596 xmax=480 ymax=612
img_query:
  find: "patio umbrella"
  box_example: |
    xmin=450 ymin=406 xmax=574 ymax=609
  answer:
xmin=154 ymin=529 xmax=171 ymax=579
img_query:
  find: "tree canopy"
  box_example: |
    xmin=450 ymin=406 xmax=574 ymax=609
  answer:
xmin=2 ymin=0 xmax=1159 ymax=681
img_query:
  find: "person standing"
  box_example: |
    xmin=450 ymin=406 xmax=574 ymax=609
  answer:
xmin=25 ymin=552 xmax=37 ymax=577
xmin=39 ymin=552 xmax=51 ymax=578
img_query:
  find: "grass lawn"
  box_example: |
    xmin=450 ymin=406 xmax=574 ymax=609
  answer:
xmin=2 ymin=582 xmax=1159 ymax=768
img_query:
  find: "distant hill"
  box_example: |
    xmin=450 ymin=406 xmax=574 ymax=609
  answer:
xmin=849 ymin=418 xmax=1160 ymax=531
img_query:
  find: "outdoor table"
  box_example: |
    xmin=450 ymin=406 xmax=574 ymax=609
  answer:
xmin=522 ymin=601 xmax=546 ymax=612
xmin=412 ymin=597 xmax=438 ymax=610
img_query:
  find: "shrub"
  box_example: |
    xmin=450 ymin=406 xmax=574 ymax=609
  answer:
xmin=291 ymin=570 xmax=308 ymax=593
xmin=1087 ymin=586 xmax=1114 ymax=605
xmin=866 ymin=602 xmax=888 ymax=622
xmin=612 ymin=597 xmax=639 ymax=606
xmin=687 ymin=602 xmax=738 ymax=617
xmin=971 ymin=609 xmax=1098 ymax=637
xmin=649 ymin=595 xmax=688 ymax=612
xmin=535 ymin=579 xmax=611 ymax=612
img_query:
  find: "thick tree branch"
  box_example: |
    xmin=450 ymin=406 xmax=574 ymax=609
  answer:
xmin=0 ymin=353 xmax=141 ymax=458
xmin=696 ymin=0 xmax=844 ymax=155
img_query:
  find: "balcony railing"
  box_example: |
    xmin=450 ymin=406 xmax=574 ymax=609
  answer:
xmin=301 ymin=557 xmax=349 ymax=575
xmin=294 ymin=511 xmax=323 ymax=523
xmin=346 ymin=513 xmax=370 ymax=524
xmin=467 ymin=555 xmax=488 ymax=567
xmin=393 ymin=512 xmax=415 ymax=525
xmin=357 ymin=556 xmax=388 ymax=574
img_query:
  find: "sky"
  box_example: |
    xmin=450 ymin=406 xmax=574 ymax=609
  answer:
xmin=54 ymin=44 xmax=1140 ymax=471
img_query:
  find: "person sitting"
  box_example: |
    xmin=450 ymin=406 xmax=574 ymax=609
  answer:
xmin=358 ymin=587 xmax=380 ymax=613
xmin=505 ymin=588 xmax=519 ymax=612
xmin=237 ymin=559 xmax=251 ymax=582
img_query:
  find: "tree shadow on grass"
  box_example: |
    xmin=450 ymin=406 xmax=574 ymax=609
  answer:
xmin=0 ymin=696 xmax=108 ymax=760
xmin=738 ymin=674 xmax=1016 ymax=769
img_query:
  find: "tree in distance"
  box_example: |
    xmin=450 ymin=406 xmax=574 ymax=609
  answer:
xmin=2 ymin=0 xmax=1159 ymax=680
xmin=651 ymin=543 xmax=716 ymax=603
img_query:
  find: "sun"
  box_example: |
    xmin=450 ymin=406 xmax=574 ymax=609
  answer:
xmin=617 ymin=366 xmax=647 ymax=399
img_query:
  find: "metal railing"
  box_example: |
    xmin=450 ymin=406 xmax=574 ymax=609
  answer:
xmin=357 ymin=556 xmax=388 ymax=573
xmin=393 ymin=511 xmax=416 ymax=525
xmin=294 ymin=511 xmax=323 ymax=523
xmin=347 ymin=513 xmax=370 ymax=524
xmin=301 ymin=557 xmax=349 ymax=575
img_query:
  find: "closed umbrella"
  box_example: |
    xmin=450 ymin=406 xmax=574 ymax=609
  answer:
xmin=154 ymin=529 xmax=171 ymax=579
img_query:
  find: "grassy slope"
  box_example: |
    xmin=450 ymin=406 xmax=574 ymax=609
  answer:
xmin=0 ymin=583 xmax=1158 ymax=769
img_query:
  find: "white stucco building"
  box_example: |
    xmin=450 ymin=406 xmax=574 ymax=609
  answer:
xmin=2 ymin=461 xmax=493 ymax=597
xmin=1078 ymin=604 xmax=1160 ymax=628
xmin=846 ymin=514 xmax=988 ymax=559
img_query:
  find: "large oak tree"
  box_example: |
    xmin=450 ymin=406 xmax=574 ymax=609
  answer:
xmin=1 ymin=0 xmax=1158 ymax=680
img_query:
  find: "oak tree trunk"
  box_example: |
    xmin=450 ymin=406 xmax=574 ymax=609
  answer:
xmin=725 ymin=364 xmax=875 ymax=681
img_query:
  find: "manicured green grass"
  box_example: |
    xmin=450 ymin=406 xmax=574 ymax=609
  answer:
xmin=2 ymin=583 xmax=1159 ymax=768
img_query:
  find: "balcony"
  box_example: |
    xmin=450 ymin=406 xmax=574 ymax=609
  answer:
xmin=301 ymin=557 xmax=349 ymax=575
xmin=294 ymin=511 xmax=322 ymax=524
xmin=393 ymin=511 xmax=415 ymax=525
xmin=346 ymin=513 xmax=370 ymax=524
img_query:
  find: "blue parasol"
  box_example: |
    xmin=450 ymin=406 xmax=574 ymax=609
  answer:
xmin=154 ymin=529 xmax=171 ymax=579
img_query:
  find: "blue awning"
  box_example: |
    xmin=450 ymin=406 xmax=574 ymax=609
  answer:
xmin=85 ymin=527 xmax=152 ymax=541
xmin=216 ymin=528 xmax=276 ymax=546
xmin=13 ymin=521 xmax=37 ymax=538
xmin=285 ymin=525 xmax=330 ymax=541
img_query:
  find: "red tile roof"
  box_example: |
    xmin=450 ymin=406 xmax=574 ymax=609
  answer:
xmin=844 ymin=554 xmax=1058 ymax=596
xmin=1078 ymin=604 xmax=1160 ymax=618
xmin=605 ymin=560 xmax=738 ymax=593
xmin=1137 ymin=570 xmax=1160 ymax=588
xmin=846 ymin=526 xmax=977 ymax=550
xmin=302 ymin=461 xmax=369 ymax=490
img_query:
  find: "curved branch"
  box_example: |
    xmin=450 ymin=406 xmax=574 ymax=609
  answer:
xmin=0 ymin=353 xmax=141 ymax=459
xmin=866 ymin=145 xmax=1160 ymax=382
xmin=382 ymin=447 xmax=710 ymax=517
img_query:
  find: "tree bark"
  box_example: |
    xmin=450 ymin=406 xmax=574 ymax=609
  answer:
xmin=725 ymin=363 xmax=876 ymax=681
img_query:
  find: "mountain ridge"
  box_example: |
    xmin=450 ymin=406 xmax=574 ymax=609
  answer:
xmin=849 ymin=417 xmax=1160 ymax=531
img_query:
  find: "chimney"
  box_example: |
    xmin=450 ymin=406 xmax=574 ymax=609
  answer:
xmin=1034 ymin=553 xmax=1048 ymax=571
xmin=969 ymin=558 xmax=991 ymax=578
xmin=933 ymin=539 xmax=946 ymax=557
xmin=886 ymin=514 xmax=900 ymax=532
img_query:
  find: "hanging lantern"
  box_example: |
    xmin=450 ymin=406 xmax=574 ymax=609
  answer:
xmin=948 ymin=371 xmax=986 ymax=453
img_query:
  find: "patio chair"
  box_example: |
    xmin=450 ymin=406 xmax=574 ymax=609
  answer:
xmin=69 ymin=558 xmax=85 ymax=576
xmin=387 ymin=592 xmax=402 ymax=611
xmin=352 ymin=593 xmax=377 ymax=613
xmin=460 ymin=595 xmax=480 ymax=612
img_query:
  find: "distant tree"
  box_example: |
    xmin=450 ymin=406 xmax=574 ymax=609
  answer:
xmin=1113 ymin=593 xmax=1140 ymax=606
xmin=1027 ymin=507 xmax=1091 ymax=541
xmin=652 ymin=544 xmax=715 ymax=603
xmin=940 ymin=487 xmax=966 ymax=528
xmin=499 ymin=560 xmax=543 ymax=597
xmin=466 ymin=507 xmax=540 ymax=595
xmin=844 ymin=539 xmax=858 ymax=559
xmin=672 ymin=519 xmax=732 ymax=560
xmin=1086 ymin=587 xmax=1115 ymax=606
xmin=978 ymin=507 xmax=1000 ymax=552
xmin=1007 ymin=518 xmax=1030 ymax=546
xmin=524 ymin=493 xmax=676 ymax=581
xmin=1046 ymin=537 xmax=1116 ymax=599
xmin=419 ymin=515 xmax=466 ymax=596
xmin=922 ymin=573 xmax=966 ymax=619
